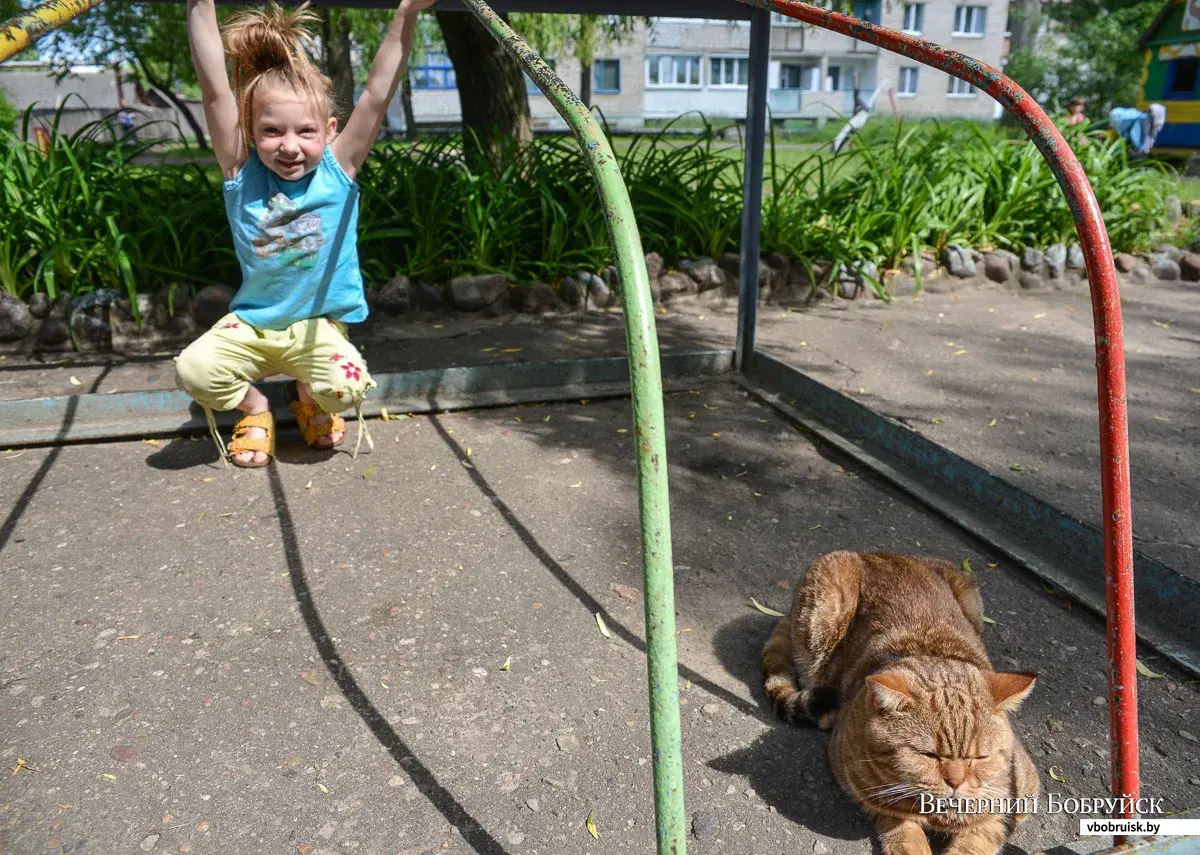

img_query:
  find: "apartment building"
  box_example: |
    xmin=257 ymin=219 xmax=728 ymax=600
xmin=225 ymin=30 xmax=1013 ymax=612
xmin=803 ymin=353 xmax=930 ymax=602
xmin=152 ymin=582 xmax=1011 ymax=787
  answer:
xmin=408 ymin=2 xmax=1010 ymax=129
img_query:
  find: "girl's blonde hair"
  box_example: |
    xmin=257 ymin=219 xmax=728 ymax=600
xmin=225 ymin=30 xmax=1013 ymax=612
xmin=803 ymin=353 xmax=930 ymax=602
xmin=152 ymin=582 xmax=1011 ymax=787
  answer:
xmin=223 ymin=2 xmax=334 ymax=139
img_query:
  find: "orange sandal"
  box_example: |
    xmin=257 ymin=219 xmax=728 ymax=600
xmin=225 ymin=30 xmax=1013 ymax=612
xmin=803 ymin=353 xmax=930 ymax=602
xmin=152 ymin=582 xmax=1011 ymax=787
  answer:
xmin=285 ymin=380 xmax=344 ymax=449
xmin=227 ymin=411 xmax=275 ymax=468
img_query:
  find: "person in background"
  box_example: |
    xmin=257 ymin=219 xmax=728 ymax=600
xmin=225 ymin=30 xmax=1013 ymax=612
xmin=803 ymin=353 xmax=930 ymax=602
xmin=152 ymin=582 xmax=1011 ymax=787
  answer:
xmin=1065 ymin=95 xmax=1087 ymax=126
xmin=1108 ymin=103 xmax=1167 ymax=156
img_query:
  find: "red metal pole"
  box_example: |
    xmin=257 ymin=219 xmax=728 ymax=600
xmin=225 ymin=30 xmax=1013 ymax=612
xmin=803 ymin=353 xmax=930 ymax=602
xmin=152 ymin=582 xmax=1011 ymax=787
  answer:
xmin=737 ymin=0 xmax=1140 ymax=815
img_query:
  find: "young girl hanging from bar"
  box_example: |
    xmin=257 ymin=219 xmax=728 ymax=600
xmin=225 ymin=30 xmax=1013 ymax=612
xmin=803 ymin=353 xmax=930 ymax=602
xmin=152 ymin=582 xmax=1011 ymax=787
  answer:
xmin=178 ymin=0 xmax=434 ymax=467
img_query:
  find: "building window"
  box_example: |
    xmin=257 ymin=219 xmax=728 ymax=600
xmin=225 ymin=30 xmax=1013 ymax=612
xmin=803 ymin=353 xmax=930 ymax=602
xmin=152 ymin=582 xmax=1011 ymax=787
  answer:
xmin=827 ymin=66 xmax=841 ymax=92
xmin=947 ymin=75 xmax=976 ymax=96
xmin=779 ymin=64 xmax=804 ymax=90
xmin=899 ymin=66 xmax=919 ymax=96
xmin=647 ymin=54 xmax=701 ymax=87
xmin=594 ymin=58 xmax=620 ymax=93
xmin=710 ymin=56 xmax=749 ymax=87
xmin=523 ymin=58 xmax=556 ymax=94
xmin=411 ymin=57 xmax=456 ymax=90
xmin=902 ymin=3 xmax=924 ymax=34
xmin=953 ymin=5 xmax=987 ymax=36
xmin=853 ymin=0 xmax=881 ymax=23
xmin=1167 ymin=57 xmax=1199 ymax=99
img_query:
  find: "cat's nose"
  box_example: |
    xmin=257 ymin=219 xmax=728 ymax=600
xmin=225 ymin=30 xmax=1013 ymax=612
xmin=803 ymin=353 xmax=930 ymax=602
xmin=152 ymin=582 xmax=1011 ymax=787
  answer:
xmin=942 ymin=763 xmax=967 ymax=790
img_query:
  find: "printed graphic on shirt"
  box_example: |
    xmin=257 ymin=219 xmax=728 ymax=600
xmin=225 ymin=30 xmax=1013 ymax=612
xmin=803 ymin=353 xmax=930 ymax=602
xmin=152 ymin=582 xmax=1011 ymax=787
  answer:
xmin=252 ymin=192 xmax=326 ymax=268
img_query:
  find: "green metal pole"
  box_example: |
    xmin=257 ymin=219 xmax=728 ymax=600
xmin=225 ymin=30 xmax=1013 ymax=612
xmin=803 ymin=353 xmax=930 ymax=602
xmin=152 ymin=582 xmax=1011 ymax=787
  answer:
xmin=459 ymin=4 xmax=686 ymax=853
xmin=0 ymin=0 xmax=106 ymax=64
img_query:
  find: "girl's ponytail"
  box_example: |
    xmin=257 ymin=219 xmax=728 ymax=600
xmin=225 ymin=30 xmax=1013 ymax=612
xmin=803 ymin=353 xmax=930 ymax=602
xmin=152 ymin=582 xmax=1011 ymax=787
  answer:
xmin=222 ymin=2 xmax=333 ymax=138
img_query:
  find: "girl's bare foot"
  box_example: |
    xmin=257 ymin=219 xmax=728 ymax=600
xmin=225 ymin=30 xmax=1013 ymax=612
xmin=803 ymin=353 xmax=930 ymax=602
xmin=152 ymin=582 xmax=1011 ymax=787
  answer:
xmin=296 ymin=381 xmax=344 ymax=448
xmin=233 ymin=385 xmax=270 ymax=466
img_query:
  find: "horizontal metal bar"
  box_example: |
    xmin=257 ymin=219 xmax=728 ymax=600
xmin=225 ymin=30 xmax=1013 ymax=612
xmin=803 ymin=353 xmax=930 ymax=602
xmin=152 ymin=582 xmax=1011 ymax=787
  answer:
xmin=0 ymin=351 xmax=733 ymax=448
xmin=743 ymin=352 xmax=1200 ymax=679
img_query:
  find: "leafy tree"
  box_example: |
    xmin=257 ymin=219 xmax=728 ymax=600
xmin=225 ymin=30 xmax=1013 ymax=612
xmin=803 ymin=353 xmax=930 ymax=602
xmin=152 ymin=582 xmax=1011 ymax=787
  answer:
xmin=41 ymin=3 xmax=209 ymax=147
xmin=1007 ymin=0 xmax=1163 ymax=117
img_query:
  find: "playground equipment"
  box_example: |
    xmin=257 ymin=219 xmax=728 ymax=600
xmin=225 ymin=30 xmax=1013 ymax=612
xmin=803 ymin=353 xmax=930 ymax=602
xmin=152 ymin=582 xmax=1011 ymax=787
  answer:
xmin=3 ymin=0 xmax=1196 ymax=853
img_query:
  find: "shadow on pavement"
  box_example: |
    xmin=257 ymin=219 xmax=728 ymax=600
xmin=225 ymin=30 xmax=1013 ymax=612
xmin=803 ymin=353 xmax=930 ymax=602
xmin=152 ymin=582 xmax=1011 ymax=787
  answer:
xmin=266 ymin=465 xmax=511 ymax=855
xmin=426 ymin=409 xmax=768 ymax=722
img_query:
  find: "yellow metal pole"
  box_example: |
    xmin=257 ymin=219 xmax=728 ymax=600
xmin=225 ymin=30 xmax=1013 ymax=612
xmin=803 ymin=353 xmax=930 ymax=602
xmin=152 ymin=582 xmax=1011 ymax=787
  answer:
xmin=0 ymin=0 xmax=106 ymax=64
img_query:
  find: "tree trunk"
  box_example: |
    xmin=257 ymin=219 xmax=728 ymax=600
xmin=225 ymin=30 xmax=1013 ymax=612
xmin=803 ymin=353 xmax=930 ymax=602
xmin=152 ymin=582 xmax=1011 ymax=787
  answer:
xmin=322 ymin=9 xmax=355 ymax=128
xmin=435 ymin=9 xmax=532 ymax=166
xmin=577 ymin=15 xmax=596 ymax=109
xmin=1007 ymin=0 xmax=1041 ymax=56
xmin=133 ymin=54 xmax=208 ymax=149
xmin=401 ymin=74 xmax=419 ymax=142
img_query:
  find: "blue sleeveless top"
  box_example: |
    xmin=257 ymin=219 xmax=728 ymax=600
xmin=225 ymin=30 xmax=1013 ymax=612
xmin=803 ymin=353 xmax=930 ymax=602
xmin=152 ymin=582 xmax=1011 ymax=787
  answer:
xmin=224 ymin=146 xmax=368 ymax=330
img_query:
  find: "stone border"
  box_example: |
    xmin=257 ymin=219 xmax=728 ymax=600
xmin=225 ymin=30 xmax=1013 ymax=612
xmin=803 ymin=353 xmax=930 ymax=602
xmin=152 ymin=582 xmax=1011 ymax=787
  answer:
xmin=1 ymin=242 xmax=1195 ymax=355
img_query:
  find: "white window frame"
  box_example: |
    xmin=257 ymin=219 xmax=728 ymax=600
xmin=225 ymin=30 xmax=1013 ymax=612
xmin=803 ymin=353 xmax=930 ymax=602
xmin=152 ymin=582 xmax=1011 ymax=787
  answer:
xmin=902 ymin=3 xmax=924 ymax=35
xmin=710 ymin=55 xmax=750 ymax=88
xmin=953 ymin=5 xmax=987 ymax=37
xmin=898 ymin=66 xmax=919 ymax=97
xmin=646 ymin=54 xmax=702 ymax=88
xmin=947 ymin=75 xmax=977 ymax=97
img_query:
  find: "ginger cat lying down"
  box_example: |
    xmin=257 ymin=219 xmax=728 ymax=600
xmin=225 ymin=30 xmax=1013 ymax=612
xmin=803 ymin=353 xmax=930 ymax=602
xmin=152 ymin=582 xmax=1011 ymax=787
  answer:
xmin=763 ymin=551 xmax=1039 ymax=855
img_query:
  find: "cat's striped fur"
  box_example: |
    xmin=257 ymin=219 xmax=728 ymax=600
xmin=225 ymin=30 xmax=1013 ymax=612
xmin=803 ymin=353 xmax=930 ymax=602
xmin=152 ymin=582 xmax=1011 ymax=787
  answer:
xmin=762 ymin=551 xmax=1040 ymax=855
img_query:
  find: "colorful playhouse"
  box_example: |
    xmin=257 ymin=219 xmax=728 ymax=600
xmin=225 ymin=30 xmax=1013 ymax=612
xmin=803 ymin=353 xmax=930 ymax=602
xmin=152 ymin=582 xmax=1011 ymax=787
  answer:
xmin=1139 ymin=0 xmax=1200 ymax=148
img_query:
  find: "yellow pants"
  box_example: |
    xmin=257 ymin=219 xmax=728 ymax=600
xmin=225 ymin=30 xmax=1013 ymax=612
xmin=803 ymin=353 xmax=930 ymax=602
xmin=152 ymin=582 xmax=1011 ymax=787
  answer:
xmin=175 ymin=313 xmax=376 ymax=413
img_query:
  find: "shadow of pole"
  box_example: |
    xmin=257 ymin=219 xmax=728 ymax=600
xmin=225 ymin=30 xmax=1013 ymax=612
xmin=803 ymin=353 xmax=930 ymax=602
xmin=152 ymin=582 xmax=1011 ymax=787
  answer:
xmin=266 ymin=466 xmax=510 ymax=855
xmin=426 ymin=411 xmax=768 ymax=721
xmin=0 ymin=366 xmax=112 ymax=554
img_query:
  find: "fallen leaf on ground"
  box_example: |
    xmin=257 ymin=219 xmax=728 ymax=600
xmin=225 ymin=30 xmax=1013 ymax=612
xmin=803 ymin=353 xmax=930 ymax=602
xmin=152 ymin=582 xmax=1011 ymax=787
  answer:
xmin=143 ymin=439 xmax=161 ymax=447
xmin=500 ymin=657 xmax=511 ymax=671
xmin=380 ymin=407 xmax=392 ymax=421
xmin=1151 ymin=320 xmax=1170 ymax=329
xmin=192 ymin=477 xmax=215 ymax=483
xmin=1047 ymin=767 xmax=1067 ymax=783
xmin=304 ymin=480 xmax=313 ymax=489
xmin=502 ymin=348 xmax=523 ymax=353
xmin=595 ymin=613 xmax=612 ymax=639
xmin=987 ymin=562 xmax=998 ymax=568
xmin=931 ymin=417 xmax=944 ymax=424
xmin=317 ymin=783 xmax=329 ymax=794
xmin=810 ymin=524 xmax=822 ymax=531
xmin=981 ymin=615 xmax=997 ymax=625
xmin=711 ymin=432 xmax=721 ymax=439
xmin=479 ymin=347 xmax=496 ymax=353
xmin=363 ymin=466 xmax=378 ymax=478
xmin=962 ymin=558 xmax=974 ymax=573
xmin=299 ymin=672 xmax=321 ymax=686
xmin=543 ymin=415 xmax=551 ymax=423
xmin=586 ymin=810 xmax=599 ymax=840
xmin=1150 ymin=415 xmax=1170 ymax=422
xmin=118 ymin=635 xmax=140 ymax=640
xmin=953 ymin=350 xmax=967 ymax=356
xmin=987 ymin=418 xmax=997 ymax=427
xmin=103 ymin=773 xmax=117 ymax=780
xmin=1034 ymin=313 xmax=1046 ymax=319
xmin=749 ymin=597 xmax=785 ymax=617
xmin=616 ymin=428 xmax=627 ymax=434
xmin=69 ymin=376 xmax=82 ymax=386
xmin=1010 ymin=463 xmax=1036 ymax=472
xmin=1136 ymin=659 xmax=1164 ymax=679
xmin=461 ymin=460 xmax=473 ymax=469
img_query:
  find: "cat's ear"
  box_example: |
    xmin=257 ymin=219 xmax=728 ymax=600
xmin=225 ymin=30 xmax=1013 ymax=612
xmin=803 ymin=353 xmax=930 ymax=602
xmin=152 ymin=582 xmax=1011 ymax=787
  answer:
xmin=987 ymin=672 xmax=1037 ymax=712
xmin=865 ymin=673 xmax=914 ymax=713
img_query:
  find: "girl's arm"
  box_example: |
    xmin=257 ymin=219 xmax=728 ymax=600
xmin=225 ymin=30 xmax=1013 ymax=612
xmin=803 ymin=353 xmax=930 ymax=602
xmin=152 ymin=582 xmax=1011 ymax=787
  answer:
xmin=187 ymin=0 xmax=246 ymax=178
xmin=332 ymin=0 xmax=434 ymax=178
